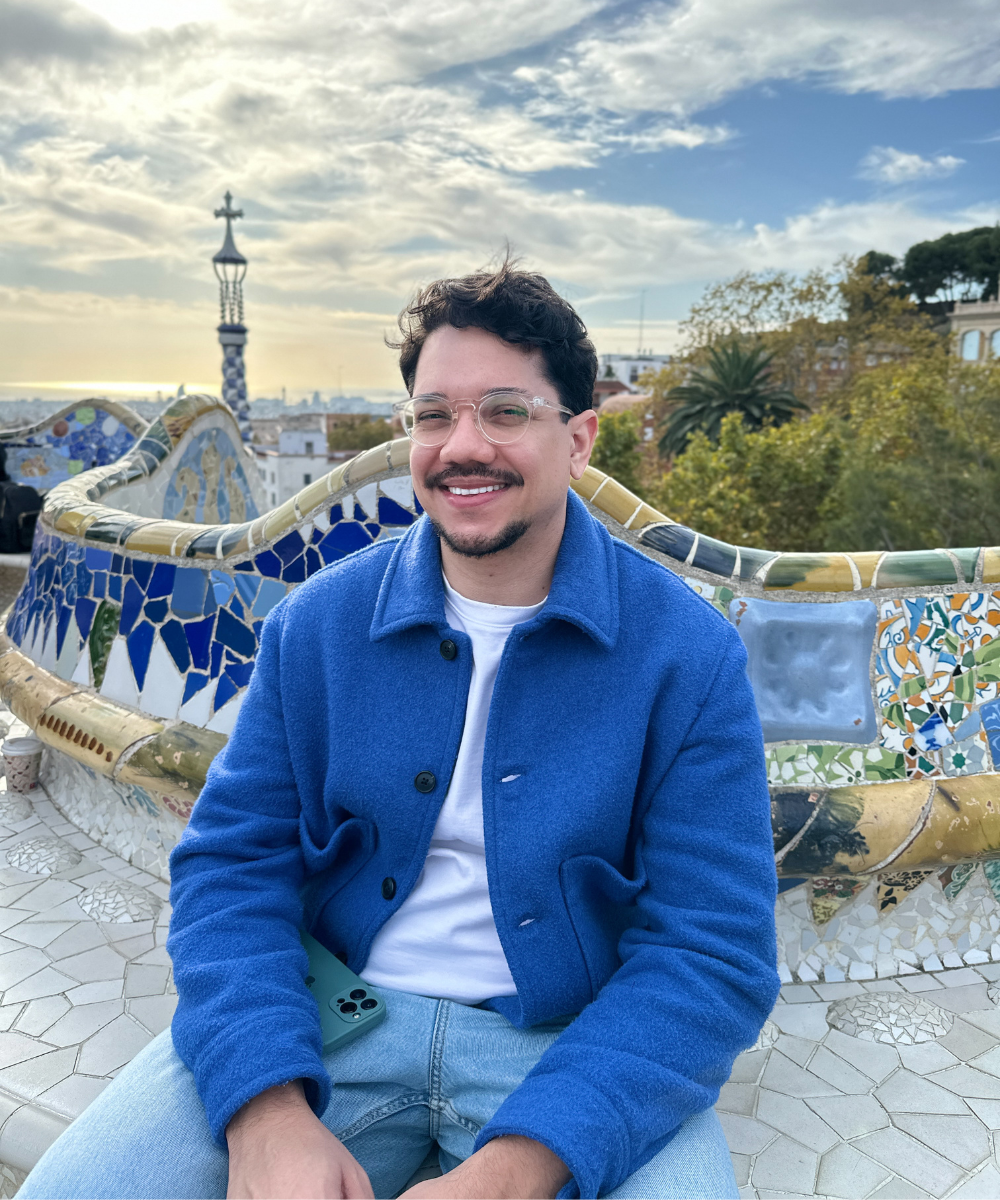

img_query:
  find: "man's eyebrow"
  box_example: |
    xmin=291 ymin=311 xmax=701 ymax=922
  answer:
xmin=411 ymin=387 xmax=532 ymax=400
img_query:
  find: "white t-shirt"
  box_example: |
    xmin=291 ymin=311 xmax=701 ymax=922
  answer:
xmin=361 ymin=576 xmax=546 ymax=1004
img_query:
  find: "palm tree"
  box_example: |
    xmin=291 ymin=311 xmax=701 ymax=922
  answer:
xmin=659 ymin=340 xmax=807 ymax=457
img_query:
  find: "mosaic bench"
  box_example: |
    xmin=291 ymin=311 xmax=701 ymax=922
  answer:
xmin=0 ymin=402 xmax=146 ymax=493
xmin=0 ymin=391 xmax=998 ymax=991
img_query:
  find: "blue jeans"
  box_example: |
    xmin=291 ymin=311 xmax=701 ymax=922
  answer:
xmin=18 ymin=988 xmax=737 ymax=1200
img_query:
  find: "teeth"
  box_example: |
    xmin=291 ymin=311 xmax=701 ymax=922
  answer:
xmin=446 ymin=484 xmax=505 ymax=495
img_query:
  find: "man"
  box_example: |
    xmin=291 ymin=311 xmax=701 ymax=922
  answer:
xmin=18 ymin=264 xmax=778 ymax=1200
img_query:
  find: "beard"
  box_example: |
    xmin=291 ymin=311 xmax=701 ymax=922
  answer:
xmin=430 ymin=516 xmax=531 ymax=558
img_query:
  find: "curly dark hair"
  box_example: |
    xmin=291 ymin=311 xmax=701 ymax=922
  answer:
xmin=390 ymin=258 xmax=598 ymax=416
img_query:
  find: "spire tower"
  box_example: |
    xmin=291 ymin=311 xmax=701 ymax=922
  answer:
xmin=212 ymin=191 xmax=251 ymax=441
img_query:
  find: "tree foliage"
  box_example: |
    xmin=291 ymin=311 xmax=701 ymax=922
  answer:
xmin=327 ymin=416 xmax=396 ymax=451
xmin=650 ymin=357 xmax=1000 ymax=552
xmin=591 ymin=408 xmax=647 ymax=499
xmin=868 ymin=226 xmax=1000 ymax=303
xmin=658 ymin=340 xmax=808 ymax=456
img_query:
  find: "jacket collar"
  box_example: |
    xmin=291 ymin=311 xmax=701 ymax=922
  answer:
xmin=370 ymin=489 xmax=619 ymax=650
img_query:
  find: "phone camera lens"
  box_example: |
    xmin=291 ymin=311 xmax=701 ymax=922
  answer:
xmin=350 ymin=989 xmax=366 ymax=1000
xmin=305 ymin=976 xmax=315 ymax=987
xmin=360 ymin=998 xmax=378 ymax=1010
xmin=339 ymin=1002 xmax=358 ymax=1013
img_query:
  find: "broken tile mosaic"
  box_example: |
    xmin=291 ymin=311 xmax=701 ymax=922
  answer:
xmin=826 ymin=992 xmax=953 ymax=1044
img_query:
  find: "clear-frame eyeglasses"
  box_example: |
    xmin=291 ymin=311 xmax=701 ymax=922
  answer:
xmin=393 ymin=391 xmax=575 ymax=447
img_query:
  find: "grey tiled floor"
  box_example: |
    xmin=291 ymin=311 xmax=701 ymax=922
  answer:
xmin=1 ymin=774 xmax=1000 ymax=1198
xmin=0 ymin=781 xmax=174 ymax=1193
xmin=727 ymin=972 xmax=1000 ymax=1198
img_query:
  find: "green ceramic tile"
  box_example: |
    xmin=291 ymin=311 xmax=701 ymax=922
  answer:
xmin=736 ymin=546 xmax=778 ymax=581
xmin=876 ymin=550 xmax=958 ymax=588
xmin=952 ymin=547 xmax=980 ymax=583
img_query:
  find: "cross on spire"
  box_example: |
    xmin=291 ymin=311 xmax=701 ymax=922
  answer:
xmin=214 ymin=190 xmax=243 ymax=229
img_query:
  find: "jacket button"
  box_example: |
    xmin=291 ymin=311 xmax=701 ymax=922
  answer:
xmin=414 ymin=771 xmax=436 ymax=793
xmin=381 ymin=877 xmax=396 ymax=900
xmin=440 ymin=639 xmax=457 ymax=660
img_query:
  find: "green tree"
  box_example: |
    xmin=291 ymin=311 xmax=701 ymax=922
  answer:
xmin=590 ymin=409 xmax=646 ymax=498
xmin=901 ymin=226 xmax=1000 ymax=303
xmin=659 ymin=341 xmax=807 ymax=457
xmin=327 ymin=417 xmax=395 ymax=452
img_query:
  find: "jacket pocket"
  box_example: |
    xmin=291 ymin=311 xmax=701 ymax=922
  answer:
xmin=299 ymin=817 xmax=376 ymax=920
xmin=558 ymin=855 xmax=646 ymax=1000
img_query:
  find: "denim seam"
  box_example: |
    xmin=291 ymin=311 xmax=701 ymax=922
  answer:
xmin=427 ymin=999 xmax=451 ymax=1139
xmin=335 ymin=1091 xmax=430 ymax=1143
xmin=442 ymin=1097 xmax=481 ymax=1138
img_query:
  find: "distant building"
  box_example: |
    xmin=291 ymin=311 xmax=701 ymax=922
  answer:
xmin=592 ymin=377 xmax=633 ymax=408
xmin=253 ymin=413 xmax=328 ymax=509
xmin=949 ymin=300 xmax=1000 ymax=362
xmin=599 ymin=353 xmax=671 ymax=388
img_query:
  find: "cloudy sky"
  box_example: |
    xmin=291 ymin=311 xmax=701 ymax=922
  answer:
xmin=1 ymin=0 xmax=998 ymax=401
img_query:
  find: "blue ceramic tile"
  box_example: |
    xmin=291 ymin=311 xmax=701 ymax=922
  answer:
xmin=254 ymin=550 xmax=282 ymax=578
xmin=75 ymin=598 xmax=96 ymax=640
xmin=982 ymin=700 xmax=1000 ymax=767
xmin=234 ymin=560 xmax=255 ymax=572
xmin=93 ymin=573 xmax=106 ymax=599
xmin=234 ymin=574 xmax=259 ymax=607
xmin=730 ymin=597 xmax=879 ymax=744
xmin=84 ymin=548 xmax=112 ymax=571
xmin=112 ymin=554 xmax=124 ymax=575
xmin=274 ymin=531 xmax=305 ymax=566
xmin=127 ymin=621 xmax=155 ymax=690
xmin=413 ymin=493 xmax=424 ymax=515
xmin=354 ymin=503 xmax=367 ymax=521
xmin=224 ymin=660 xmax=254 ymax=688
xmin=915 ymin=712 xmax=954 ymax=752
xmin=108 ymin=574 xmax=122 ymax=603
xmin=132 ymin=560 xmax=153 ymax=591
xmin=185 ymin=616 xmax=215 ymax=671
xmin=305 ymin=548 xmax=322 ymax=576
xmin=160 ymin=619 xmax=191 ymax=673
xmin=377 ymin=497 xmax=415 ymax=525
xmin=210 ymin=640 xmax=224 ymax=679
xmin=55 ymin=604 xmax=72 ymax=657
xmin=365 ymin=523 xmax=381 ymax=538
xmin=252 ymin=620 xmax=263 ymax=639
xmin=144 ymin=598 xmax=169 ymax=624
xmin=172 ymin=568 xmax=209 ymax=619
xmin=321 ymin=522 xmax=372 ymax=560
xmin=213 ymin=673 xmax=239 ymax=712
xmin=120 ymin=579 xmax=145 ymax=636
xmin=146 ymin=561 xmax=175 ymax=600
xmin=230 ymin=596 xmax=244 ymax=620
xmin=210 ymin=570 xmax=235 ymax=604
xmin=281 ymin=556 xmax=306 ymax=583
xmin=252 ymin=579 xmax=286 ymax=618
xmin=215 ymin=609 xmax=256 ymax=658
xmin=182 ymin=672 xmax=209 ymax=704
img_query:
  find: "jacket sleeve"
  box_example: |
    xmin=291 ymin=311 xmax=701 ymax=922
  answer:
xmin=474 ymin=629 xmax=779 ymax=1199
xmin=166 ymin=601 xmax=331 ymax=1145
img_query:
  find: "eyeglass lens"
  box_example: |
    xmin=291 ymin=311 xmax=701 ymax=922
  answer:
xmin=405 ymin=393 xmax=533 ymax=445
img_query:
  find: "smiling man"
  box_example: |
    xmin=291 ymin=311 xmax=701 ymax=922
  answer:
xmin=17 ymin=264 xmax=779 ymax=1200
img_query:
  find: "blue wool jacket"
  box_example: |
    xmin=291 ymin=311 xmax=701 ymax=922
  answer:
xmin=168 ymin=490 xmax=779 ymax=1199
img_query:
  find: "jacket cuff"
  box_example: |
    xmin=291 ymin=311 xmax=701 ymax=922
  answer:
xmin=473 ymin=1073 xmax=630 ymax=1200
xmin=174 ymin=1022 xmax=332 ymax=1146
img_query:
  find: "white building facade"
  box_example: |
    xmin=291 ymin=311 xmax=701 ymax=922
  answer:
xmin=599 ymin=352 xmax=671 ymax=387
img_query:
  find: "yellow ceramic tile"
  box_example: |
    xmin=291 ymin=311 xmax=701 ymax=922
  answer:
xmin=588 ymin=477 xmax=645 ymax=527
xmin=124 ymin=521 xmax=187 ymax=556
xmin=169 ymin=525 xmax=203 ymax=557
xmin=894 ymin=776 xmax=1000 ymax=871
xmin=982 ymin=548 xmax=1000 ymax=583
xmin=262 ymin=498 xmax=299 ymax=544
xmin=295 ymin=477 xmax=335 ymax=519
xmin=764 ymin=554 xmax=856 ymax=593
xmin=344 ymin=444 xmax=392 ymax=486
xmin=624 ymin=501 xmax=668 ymax=531
xmin=118 ymin=724 xmax=228 ymax=803
xmin=849 ymin=551 xmax=884 ymax=588
xmin=53 ymin=505 xmax=103 ymax=538
xmin=38 ymin=693 xmax=163 ymax=773
xmin=387 ymin=438 xmax=411 ymax=470
xmin=570 ymin=467 xmax=607 ymax=503
xmin=0 ymin=641 xmax=80 ymax=730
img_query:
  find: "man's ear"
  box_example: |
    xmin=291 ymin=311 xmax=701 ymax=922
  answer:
xmin=568 ymin=409 xmax=600 ymax=481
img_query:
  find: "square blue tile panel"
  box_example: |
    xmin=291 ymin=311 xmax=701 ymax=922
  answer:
xmin=730 ymin=597 xmax=878 ymax=744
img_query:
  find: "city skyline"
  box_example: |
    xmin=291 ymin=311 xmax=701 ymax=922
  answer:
xmin=1 ymin=0 xmax=998 ymax=400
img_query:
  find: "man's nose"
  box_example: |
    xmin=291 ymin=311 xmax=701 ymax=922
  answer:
xmin=440 ymin=406 xmax=493 ymax=460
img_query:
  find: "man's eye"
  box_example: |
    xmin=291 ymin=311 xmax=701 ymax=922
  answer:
xmin=415 ymin=408 xmax=451 ymax=423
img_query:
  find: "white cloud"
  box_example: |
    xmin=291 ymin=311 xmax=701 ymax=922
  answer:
xmin=858 ymin=146 xmax=965 ymax=185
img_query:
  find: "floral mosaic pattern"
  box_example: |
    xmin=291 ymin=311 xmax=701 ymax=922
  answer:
xmin=2 ymin=405 xmax=140 ymax=491
xmin=163 ymin=428 xmax=258 ymax=525
xmin=6 ymin=477 xmax=420 ymax=731
xmin=876 ymin=592 xmax=1000 ymax=780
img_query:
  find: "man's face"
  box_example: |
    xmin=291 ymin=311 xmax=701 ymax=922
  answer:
xmin=409 ymin=325 xmax=597 ymax=558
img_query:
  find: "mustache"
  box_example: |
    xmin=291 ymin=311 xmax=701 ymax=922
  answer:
xmin=424 ymin=464 xmax=524 ymax=489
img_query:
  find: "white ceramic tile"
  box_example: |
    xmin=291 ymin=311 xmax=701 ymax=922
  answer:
xmin=98 ymin=637 xmax=140 ymax=708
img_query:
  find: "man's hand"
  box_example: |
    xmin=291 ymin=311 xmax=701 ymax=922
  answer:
xmin=225 ymin=1080 xmax=374 ymax=1200
xmin=400 ymin=1135 xmax=570 ymax=1200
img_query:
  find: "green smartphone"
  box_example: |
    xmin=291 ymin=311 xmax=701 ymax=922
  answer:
xmin=300 ymin=929 xmax=387 ymax=1053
